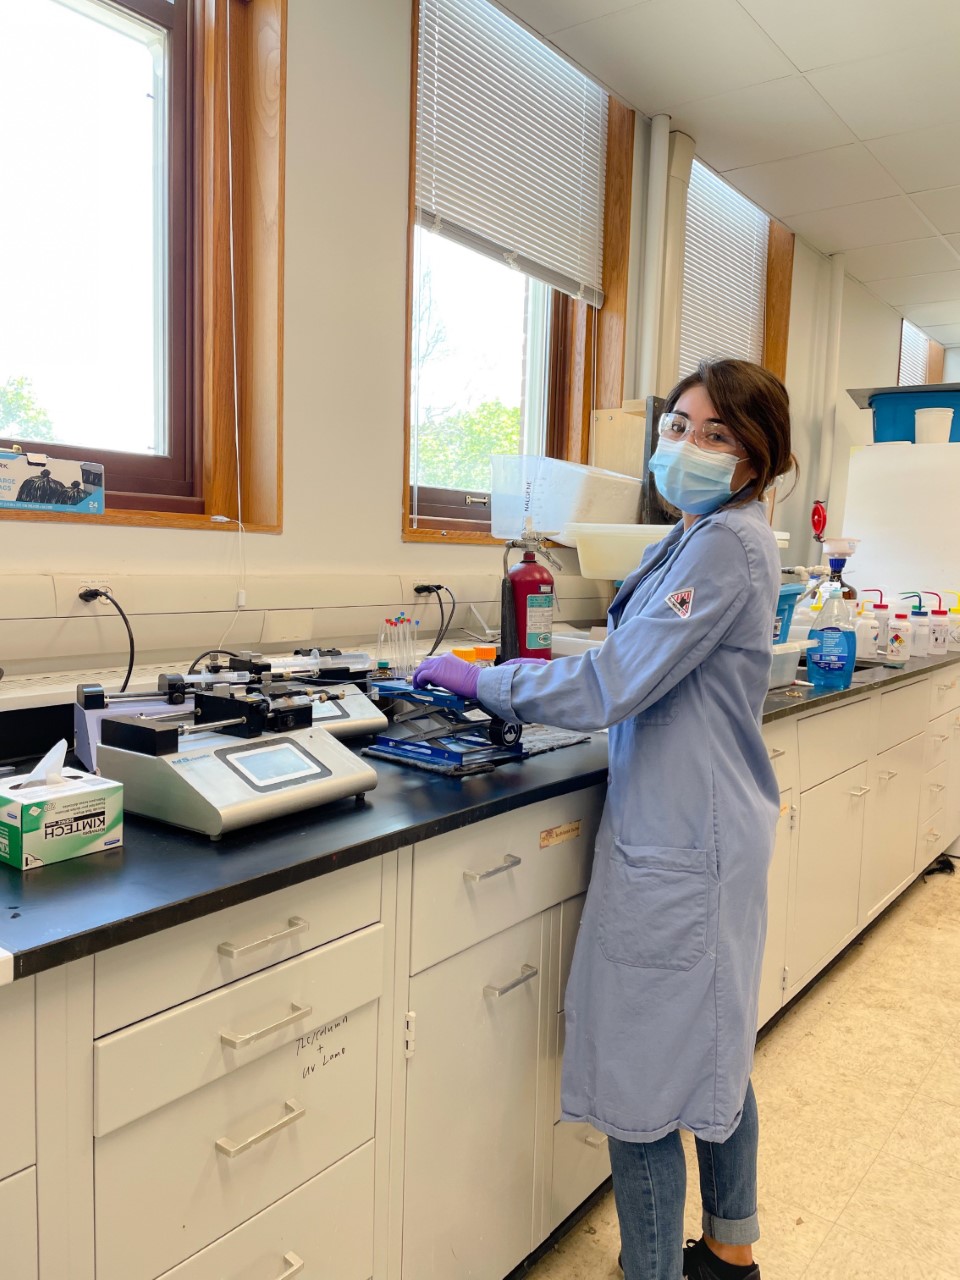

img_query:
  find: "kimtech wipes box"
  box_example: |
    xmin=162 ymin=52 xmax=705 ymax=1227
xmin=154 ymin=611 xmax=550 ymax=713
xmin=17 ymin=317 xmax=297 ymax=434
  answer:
xmin=0 ymin=742 xmax=122 ymax=870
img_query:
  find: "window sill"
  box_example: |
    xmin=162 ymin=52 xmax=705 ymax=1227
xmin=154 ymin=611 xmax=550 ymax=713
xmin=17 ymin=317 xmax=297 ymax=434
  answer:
xmin=0 ymin=507 xmax=281 ymax=533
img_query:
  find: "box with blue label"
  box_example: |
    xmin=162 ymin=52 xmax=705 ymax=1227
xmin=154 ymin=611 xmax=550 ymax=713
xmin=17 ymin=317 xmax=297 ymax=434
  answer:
xmin=0 ymin=449 xmax=105 ymax=514
xmin=0 ymin=751 xmax=122 ymax=870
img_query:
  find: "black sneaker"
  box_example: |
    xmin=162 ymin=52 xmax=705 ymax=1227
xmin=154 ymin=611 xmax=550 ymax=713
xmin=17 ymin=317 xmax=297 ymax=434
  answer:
xmin=682 ymin=1237 xmax=760 ymax=1279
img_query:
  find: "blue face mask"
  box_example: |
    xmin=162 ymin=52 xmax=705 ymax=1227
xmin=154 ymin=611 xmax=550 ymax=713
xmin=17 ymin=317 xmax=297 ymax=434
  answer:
xmin=648 ymin=437 xmax=739 ymax=515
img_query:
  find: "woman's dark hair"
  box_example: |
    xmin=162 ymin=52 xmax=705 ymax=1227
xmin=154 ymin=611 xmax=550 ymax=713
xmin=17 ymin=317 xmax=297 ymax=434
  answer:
xmin=663 ymin=358 xmax=798 ymax=506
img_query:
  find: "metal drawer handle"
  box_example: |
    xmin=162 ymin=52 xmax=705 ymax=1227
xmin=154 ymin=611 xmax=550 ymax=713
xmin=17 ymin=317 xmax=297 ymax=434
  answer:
xmin=767 ymin=747 xmax=786 ymax=761
xmin=847 ymin=786 xmax=871 ymax=798
xmin=218 ymin=916 xmax=309 ymax=959
xmin=220 ymin=1002 xmax=313 ymax=1050
xmin=933 ymin=734 xmax=950 ymax=744
xmin=878 ymin=770 xmax=899 ymax=781
xmin=216 ymin=1098 xmax=305 ymax=1158
xmin=584 ymin=1132 xmax=608 ymax=1149
xmin=484 ymin=963 xmax=538 ymax=998
xmin=926 ymin=831 xmax=943 ymax=843
xmin=930 ymin=783 xmax=947 ymax=794
xmin=464 ymin=853 xmax=522 ymax=883
xmin=937 ymin=681 xmax=957 ymax=692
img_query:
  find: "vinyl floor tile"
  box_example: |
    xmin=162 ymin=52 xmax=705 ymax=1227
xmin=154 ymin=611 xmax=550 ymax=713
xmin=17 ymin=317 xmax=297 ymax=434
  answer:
xmin=919 ymin=1032 xmax=960 ymax=1104
xmin=801 ymin=1221 xmax=958 ymax=1279
xmin=835 ymin=1151 xmax=960 ymax=1271
xmin=881 ymin=1091 xmax=960 ymax=1175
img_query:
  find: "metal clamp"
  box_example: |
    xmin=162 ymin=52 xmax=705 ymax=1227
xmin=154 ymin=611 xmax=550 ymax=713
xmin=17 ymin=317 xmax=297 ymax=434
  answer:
xmin=218 ymin=916 xmax=309 ymax=959
xmin=484 ymin=963 xmax=538 ymax=998
xmin=464 ymin=853 xmax=522 ymax=883
xmin=220 ymin=1002 xmax=313 ymax=1050
xmin=878 ymin=770 xmax=899 ymax=781
xmin=847 ymin=785 xmax=871 ymax=799
xmin=216 ymin=1099 xmax=305 ymax=1157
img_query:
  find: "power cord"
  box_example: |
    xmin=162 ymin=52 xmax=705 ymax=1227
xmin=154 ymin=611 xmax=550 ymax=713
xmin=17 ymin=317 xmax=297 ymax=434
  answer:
xmin=187 ymin=648 xmax=241 ymax=675
xmin=78 ymin=589 xmax=135 ymax=693
xmin=415 ymin=584 xmax=455 ymax=656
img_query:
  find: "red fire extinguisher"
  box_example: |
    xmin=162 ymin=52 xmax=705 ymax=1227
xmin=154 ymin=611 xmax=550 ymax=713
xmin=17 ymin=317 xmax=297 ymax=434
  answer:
xmin=507 ymin=551 xmax=554 ymax=659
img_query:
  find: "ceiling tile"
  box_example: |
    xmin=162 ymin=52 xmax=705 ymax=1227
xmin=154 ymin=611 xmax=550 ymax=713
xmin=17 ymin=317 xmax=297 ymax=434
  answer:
xmin=497 ymin=0 xmax=648 ymax=37
xmin=867 ymin=123 xmax=960 ymax=194
xmin=807 ymin=43 xmax=960 ymax=140
xmin=900 ymin=299 xmax=960 ymax=327
xmin=724 ymin=144 xmax=898 ymax=218
xmin=669 ymin=77 xmax=854 ymax=172
xmin=735 ymin=0 xmax=960 ymax=72
xmin=869 ymin=271 xmax=960 ymax=305
xmin=923 ymin=324 xmax=960 ymax=345
xmin=785 ymin=197 xmax=933 ymax=254
xmin=843 ymin=238 xmax=960 ymax=283
xmin=912 ymin=187 xmax=960 ymax=236
xmin=552 ymin=0 xmax=795 ymax=116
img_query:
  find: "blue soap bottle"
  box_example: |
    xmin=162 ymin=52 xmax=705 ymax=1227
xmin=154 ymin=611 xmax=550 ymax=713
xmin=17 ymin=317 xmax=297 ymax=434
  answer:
xmin=807 ymin=585 xmax=857 ymax=691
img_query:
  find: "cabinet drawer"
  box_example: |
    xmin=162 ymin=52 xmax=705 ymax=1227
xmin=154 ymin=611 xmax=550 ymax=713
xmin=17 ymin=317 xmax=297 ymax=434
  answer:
xmin=0 ymin=979 xmax=35 ymax=1182
xmin=0 ymin=1167 xmax=37 ymax=1280
xmin=410 ymin=789 xmax=602 ymax=974
xmin=924 ymin=715 xmax=954 ymax=773
xmin=763 ymin=719 xmax=798 ymax=791
xmin=95 ymin=923 xmax=383 ymax=1136
xmin=95 ymin=998 xmax=378 ymax=1280
xmin=877 ymin=679 xmax=929 ymax=753
xmin=929 ymin=666 xmax=960 ymax=720
xmin=920 ymin=761 xmax=949 ymax=824
xmin=550 ymin=1121 xmax=610 ymax=1231
xmin=157 ymin=1140 xmax=374 ymax=1280
xmin=797 ymin=698 xmax=873 ymax=791
xmin=558 ymin=895 xmax=586 ymax=1014
xmin=95 ymin=856 xmax=383 ymax=1035
xmin=916 ymin=809 xmax=946 ymax=872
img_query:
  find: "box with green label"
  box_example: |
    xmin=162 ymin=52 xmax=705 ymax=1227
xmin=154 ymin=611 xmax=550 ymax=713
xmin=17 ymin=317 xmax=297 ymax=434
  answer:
xmin=0 ymin=769 xmax=123 ymax=870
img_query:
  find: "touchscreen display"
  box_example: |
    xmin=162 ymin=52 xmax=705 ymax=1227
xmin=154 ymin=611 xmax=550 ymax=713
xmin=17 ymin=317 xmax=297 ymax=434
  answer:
xmin=229 ymin=743 xmax=318 ymax=785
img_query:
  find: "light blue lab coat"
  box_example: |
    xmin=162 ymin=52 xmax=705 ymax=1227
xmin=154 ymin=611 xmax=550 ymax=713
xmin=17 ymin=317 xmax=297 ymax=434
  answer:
xmin=477 ymin=499 xmax=781 ymax=1143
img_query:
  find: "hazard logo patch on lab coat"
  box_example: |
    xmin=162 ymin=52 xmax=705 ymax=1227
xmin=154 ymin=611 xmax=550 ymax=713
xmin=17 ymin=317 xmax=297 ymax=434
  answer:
xmin=666 ymin=588 xmax=694 ymax=619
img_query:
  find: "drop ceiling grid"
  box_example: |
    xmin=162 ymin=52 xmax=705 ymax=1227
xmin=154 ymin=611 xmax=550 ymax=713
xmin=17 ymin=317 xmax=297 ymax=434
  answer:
xmin=499 ymin=0 xmax=960 ymax=342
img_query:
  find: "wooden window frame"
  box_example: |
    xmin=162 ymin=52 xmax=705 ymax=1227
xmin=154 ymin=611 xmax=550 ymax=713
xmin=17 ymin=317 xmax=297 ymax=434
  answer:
xmin=402 ymin=24 xmax=635 ymax=547
xmin=762 ymin=220 xmax=795 ymax=383
xmin=0 ymin=0 xmax=285 ymax=534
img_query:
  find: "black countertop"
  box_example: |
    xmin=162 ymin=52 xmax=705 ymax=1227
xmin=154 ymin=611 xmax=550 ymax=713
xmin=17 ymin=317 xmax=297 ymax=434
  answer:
xmin=2 ymin=651 xmax=957 ymax=982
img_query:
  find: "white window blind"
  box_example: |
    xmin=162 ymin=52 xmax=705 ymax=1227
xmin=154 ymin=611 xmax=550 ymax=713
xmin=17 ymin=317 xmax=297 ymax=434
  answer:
xmin=898 ymin=319 xmax=929 ymax=385
xmin=416 ymin=0 xmax=608 ymax=306
xmin=679 ymin=160 xmax=769 ymax=377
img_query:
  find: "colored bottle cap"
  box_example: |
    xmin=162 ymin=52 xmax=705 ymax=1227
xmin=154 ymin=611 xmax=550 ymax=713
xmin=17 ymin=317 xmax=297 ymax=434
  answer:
xmin=475 ymin=645 xmax=497 ymax=660
xmin=933 ymin=610 xmax=948 ymax=617
xmin=895 ymin=613 xmax=908 ymax=619
xmin=451 ymin=647 xmax=477 ymax=662
xmin=873 ymin=603 xmax=889 ymax=611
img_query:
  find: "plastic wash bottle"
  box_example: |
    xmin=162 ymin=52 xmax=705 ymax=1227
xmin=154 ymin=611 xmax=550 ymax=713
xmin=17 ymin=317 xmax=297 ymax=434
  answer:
xmin=887 ymin=614 xmax=913 ymax=667
xmin=807 ymin=585 xmax=857 ymax=691
xmin=854 ymin=604 xmax=880 ymax=660
xmin=930 ymin=610 xmax=950 ymax=655
xmin=872 ymin=603 xmax=890 ymax=656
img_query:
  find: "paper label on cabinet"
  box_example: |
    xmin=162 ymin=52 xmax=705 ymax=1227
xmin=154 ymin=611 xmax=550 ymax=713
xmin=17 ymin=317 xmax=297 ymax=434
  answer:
xmin=540 ymin=819 xmax=581 ymax=848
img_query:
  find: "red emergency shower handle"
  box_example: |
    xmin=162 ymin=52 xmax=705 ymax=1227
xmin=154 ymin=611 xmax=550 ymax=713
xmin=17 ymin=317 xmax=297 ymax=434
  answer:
xmin=811 ymin=500 xmax=827 ymax=543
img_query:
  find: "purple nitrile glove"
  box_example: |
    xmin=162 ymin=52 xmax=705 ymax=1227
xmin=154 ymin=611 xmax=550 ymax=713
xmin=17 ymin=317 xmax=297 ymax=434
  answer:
xmin=412 ymin=654 xmax=481 ymax=699
xmin=499 ymin=657 xmax=549 ymax=667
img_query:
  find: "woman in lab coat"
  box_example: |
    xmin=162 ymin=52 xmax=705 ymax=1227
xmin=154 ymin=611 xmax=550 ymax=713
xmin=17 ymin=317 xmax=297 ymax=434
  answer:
xmin=413 ymin=358 xmax=796 ymax=1280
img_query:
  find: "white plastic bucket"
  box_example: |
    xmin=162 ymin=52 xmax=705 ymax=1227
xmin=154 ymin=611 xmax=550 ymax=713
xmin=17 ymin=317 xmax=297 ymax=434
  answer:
xmin=490 ymin=456 xmax=642 ymax=540
xmin=914 ymin=407 xmax=954 ymax=445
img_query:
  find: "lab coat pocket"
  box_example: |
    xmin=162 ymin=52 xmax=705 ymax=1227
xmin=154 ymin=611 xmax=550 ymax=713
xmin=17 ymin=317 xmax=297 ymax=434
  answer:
xmin=635 ymin=685 xmax=680 ymax=727
xmin=598 ymin=842 xmax=708 ymax=970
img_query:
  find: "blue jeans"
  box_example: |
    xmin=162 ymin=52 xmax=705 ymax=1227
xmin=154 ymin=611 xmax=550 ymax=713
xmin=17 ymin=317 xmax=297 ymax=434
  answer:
xmin=608 ymin=1081 xmax=760 ymax=1280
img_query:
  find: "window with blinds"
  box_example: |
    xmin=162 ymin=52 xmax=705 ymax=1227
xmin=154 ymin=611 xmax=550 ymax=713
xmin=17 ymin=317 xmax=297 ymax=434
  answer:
xmin=898 ymin=319 xmax=929 ymax=385
xmin=416 ymin=0 xmax=608 ymax=305
xmin=408 ymin=0 xmax=608 ymax=534
xmin=679 ymin=160 xmax=769 ymax=378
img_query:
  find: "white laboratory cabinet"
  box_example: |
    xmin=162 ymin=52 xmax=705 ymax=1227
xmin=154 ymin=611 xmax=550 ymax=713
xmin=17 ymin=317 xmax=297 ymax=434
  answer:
xmin=7 ymin=664 xmax=960 ymax=1280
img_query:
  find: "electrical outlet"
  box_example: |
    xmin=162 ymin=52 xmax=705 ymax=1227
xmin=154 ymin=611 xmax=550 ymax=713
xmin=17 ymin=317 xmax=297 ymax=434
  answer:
xmin=79 ymin=579 xmax=113 ymax=604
